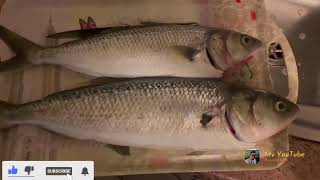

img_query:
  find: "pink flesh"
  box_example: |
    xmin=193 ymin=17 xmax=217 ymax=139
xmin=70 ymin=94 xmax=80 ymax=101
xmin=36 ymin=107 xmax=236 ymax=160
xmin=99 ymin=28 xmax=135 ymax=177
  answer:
xmin=223 ymin=55 xmax=254 ymax=72
xmin=240 ymin=55 xmax=254 ymax=65
xmin=222 ymin=55 xmax=254 ymax=82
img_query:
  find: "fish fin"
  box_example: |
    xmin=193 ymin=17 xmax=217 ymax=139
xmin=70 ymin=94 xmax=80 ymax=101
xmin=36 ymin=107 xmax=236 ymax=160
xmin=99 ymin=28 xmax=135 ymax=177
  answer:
xmin=66 ymin=77 xmax=130 ymax=90
xmin=47 ymin=28 xmax=108 ymax=39
xmin=0 ymin=100 xmax=16 ymax=129
xmin=187 ymin=151 xmax=206 ymax=156
xmin=88 ymin=77 xmax=130 ymax=85
xmin=0 ymin=25 xmax=43 ymax=72
xmin=47 ymin=26 xmax=132 ymax=39
xmin=172 ymin=46 xmax=203 ymax=61
xmin=87 ymin=16 xmax=97 ymax=29
xmin=106 ymin=144 xmax=130 ymax=156
xmin=140 ymin=21 xmax=167 ymax=25
xmin=200 ymin=113 xmax=215 ymax=127
xmin=79 ymin=18 xmax=88 ymax=29
xmin=0 ymin=56 xmax=34 ymax=74
xmin=47 ymin=22 xmax=199 ymax=39
xmin=200 ymin=108 xmax=222 ymax=127
xmin=141 ymin=22 xmax=199 ymax=26
xmin=0 ymin=25 xmax=43 ymax=56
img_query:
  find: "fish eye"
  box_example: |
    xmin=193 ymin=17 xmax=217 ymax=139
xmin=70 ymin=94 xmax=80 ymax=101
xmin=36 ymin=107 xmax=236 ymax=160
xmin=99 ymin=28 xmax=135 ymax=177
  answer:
xmin=274 ymin=101 xmax=287 ymax=112
xmin=240 ymin=35 xmax=252 ymax=46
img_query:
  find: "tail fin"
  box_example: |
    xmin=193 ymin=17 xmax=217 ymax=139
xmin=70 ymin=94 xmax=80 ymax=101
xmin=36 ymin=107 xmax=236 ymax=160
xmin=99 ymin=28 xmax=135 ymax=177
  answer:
xmin=0 ymin=25 xmax=42 ymax=56
xmin=0 ymin=56 xmax=33 ymax=73
xmin=0 ymin=25 xmax=43 ymax=73
xmin=0 ymin=100 xmax=15 ymax=129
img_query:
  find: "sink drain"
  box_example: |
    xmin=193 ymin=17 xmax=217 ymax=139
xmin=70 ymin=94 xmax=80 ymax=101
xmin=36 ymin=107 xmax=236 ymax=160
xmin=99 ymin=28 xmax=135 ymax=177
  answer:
xmin=268 ymin=42 xmax=284 ymax=66
xmin=268 ymin=42 xmax=289 ymax=98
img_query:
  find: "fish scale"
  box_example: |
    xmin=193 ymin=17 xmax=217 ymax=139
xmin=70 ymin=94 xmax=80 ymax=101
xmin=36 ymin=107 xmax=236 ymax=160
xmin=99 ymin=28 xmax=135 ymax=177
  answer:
xmin=43 ymin=25 xmax=208 ymax=59
xmin=0 ymin=77 xmax=298 ymax=150
xmin=0 ymin=24 xmax=262 ymax=77
xmin=10 ymin=78 xmax=227 ymax=133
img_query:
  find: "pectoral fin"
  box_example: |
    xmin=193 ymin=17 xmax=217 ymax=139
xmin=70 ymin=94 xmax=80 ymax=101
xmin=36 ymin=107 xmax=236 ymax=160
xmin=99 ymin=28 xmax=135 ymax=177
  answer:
xmin=106 ymin=144 xmax=130 ymax=156
xmin=200 ymin=108 xmax=222 ymax=127
xmin=172 ymin=46 xmax=203 ymax=62
xmin=200 ymin=113 xmax=215 ymax=127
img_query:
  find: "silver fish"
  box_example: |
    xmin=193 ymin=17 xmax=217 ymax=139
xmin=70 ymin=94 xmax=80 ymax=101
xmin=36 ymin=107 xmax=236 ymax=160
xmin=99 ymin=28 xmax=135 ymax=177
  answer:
xmin=0 ymin=78 xmax=298 ymax=151
xmin=0 ymin=24 xmax=262 ymax=77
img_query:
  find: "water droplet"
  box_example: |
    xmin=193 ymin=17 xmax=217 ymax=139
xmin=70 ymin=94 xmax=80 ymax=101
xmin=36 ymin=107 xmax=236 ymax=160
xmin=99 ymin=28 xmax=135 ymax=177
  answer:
xmin=299 ymin=33 xmax=306 ymax=40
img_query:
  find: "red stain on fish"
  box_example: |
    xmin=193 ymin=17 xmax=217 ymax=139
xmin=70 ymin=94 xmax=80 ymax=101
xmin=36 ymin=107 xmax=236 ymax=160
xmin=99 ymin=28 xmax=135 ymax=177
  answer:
xmin=235 ymin=0 xmax=241 ymax=3
xmin=251 ymin=11 xmax=257 ymax=21
xmin=222 ymin=55 xmax=254 ymax=82
xmin=241 ymin=55 xmax=254 ymax=65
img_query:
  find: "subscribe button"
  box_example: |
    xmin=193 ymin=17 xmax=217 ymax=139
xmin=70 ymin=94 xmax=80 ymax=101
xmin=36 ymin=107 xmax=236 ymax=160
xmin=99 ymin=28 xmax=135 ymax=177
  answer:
xmin=46 ymin=167 xmax=72 ymax=175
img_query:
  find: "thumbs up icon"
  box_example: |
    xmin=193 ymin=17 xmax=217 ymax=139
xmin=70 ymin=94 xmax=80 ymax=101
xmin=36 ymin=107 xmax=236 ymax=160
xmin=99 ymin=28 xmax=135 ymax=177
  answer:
xmin=8 ymin=165 xmax=18 ymax=174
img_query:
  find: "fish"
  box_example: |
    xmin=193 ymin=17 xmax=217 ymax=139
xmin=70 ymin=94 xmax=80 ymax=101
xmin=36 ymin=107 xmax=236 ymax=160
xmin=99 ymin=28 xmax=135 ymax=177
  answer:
xmin=0 ymin=23 xmax=262 ymax=78
xmin=0 ymin=77 xmax=298 ymax=151
xmin=46 ymin=22 xmax=200 ymax=39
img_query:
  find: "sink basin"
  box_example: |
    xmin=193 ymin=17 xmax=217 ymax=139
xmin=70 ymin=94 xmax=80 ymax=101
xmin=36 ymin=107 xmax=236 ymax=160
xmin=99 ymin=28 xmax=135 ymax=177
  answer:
xmin=266 ymin=0 xmax=320 ymax=105
xmin=265 ymin=0 xmax=320 ymax=142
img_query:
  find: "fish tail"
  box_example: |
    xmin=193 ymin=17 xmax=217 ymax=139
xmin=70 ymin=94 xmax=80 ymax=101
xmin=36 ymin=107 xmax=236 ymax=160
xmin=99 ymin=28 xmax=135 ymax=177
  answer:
xmin=0 ymin=25 xmax=43 ymax=73
xmin=0 ymin=56 xmax=34 ymax=73
xmin=0 ymin=100 xmax=16 ymax=129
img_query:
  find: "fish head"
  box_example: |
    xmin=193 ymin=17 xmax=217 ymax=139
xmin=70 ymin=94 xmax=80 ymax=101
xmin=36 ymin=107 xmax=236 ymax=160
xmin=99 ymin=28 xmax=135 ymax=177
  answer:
xmin=207 ymin=31 xmax=262 ymax=70
xmin=226 ymin=32 xmax=262 ymax=62
xmin=226 ymin=88 xmax=299 ymax=143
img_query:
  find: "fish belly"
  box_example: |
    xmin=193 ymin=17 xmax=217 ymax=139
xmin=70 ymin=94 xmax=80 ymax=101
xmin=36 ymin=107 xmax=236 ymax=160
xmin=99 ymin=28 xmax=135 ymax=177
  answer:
xmin=20 ymin=116 xmax=254 ymax=151
xmin=46 ymin=52 xmax=222 ymax=78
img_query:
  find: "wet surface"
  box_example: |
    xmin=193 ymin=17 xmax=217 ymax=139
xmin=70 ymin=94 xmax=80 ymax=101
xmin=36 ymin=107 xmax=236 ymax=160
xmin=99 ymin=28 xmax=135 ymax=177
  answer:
xmin=266 ymin=0 xmax=320 ymax=105
xmin=96 ymin=137 xmax=320 ymax=180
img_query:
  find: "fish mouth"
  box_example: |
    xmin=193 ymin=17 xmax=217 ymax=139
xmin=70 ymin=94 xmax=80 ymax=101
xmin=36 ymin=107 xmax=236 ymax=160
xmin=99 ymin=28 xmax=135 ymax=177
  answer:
xmin=224 ymin=111 xmax=237 ymax=138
